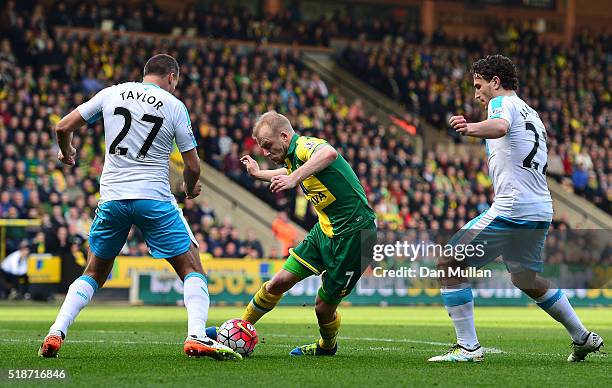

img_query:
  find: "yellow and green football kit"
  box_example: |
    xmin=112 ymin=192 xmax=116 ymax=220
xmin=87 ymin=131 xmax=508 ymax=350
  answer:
xmin=241 ymin=134 xmax=376 ymax=353
xmin=281 ymin=134 xmax=377 ymax=304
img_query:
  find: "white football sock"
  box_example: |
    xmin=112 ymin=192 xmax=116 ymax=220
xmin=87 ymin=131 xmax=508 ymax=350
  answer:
xmin=535 ymin=288 xmax=588 ymax=343
xmin=442 ymin=284 xmax=479 ymax=350
xmin=184 ymin=273 xmax=210 ymax=338
xmin=49 ymin=275 xmax=98 ymax=336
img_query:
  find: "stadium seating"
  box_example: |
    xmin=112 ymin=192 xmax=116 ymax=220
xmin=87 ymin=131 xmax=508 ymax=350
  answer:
xmin=0 ymin=27 xmax=265 ymax=261
xmin=44 ymin=1 xmax=417 ymax=46
xmin=63 ymin=31 xmax=495 ymax=233
xmin=36 ymin=1 xmax=609 ymax=215
xmin=341 ymin=26 xmax=610 ymax=213
xmin=0 ymin=2 xmax=579 ymax=266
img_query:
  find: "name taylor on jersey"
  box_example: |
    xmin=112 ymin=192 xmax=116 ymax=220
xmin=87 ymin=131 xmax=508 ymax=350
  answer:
xmin=119 ymin=89 xmax=164 ymax=111
xmin=76 ymin=81 xmax=196 ymax=203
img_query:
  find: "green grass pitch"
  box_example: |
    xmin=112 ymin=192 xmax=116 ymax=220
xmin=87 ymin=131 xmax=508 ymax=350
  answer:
xmin=0 ymin=303 xmax=609 ymax=387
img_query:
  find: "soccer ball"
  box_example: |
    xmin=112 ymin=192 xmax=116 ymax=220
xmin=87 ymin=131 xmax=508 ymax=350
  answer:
xmin=217 ymin=319 xmax=258 ymax=357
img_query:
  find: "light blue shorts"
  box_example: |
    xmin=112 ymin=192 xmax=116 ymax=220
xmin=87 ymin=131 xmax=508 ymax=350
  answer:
xmin=89 ymin=199 xmax=197 ymax=260
xmin=449 ymin=210 xmax=550 ymax=273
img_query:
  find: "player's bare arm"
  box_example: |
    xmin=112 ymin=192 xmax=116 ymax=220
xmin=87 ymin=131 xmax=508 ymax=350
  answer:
xmin=270 ymin=145 xmax=337 ymax=193
xmin=181 ymin=148 xmax=202 ymax=199
xmin=55 ymin=109 xmax=87 ymax=166
xmin=240 ymin=155 xmax=288 ymax=182
xmin=450 ymin=115 xmax=509 ymax=139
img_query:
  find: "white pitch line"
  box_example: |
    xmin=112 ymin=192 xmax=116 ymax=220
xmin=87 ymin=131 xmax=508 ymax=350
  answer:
xmin=0 ymin=329 xmax=158 ymax=334
xmin=0 ymin=338 xmax=181 ymax=345
xmin=0 ymin=338 xmax=442 ymax=355
xmin=1 ymin=336 xmax=581 ymax=357
xmin=271 ymin=334 xmax=506 ymax=354
xmin=3 ymin=332 xmax=497 ymax=352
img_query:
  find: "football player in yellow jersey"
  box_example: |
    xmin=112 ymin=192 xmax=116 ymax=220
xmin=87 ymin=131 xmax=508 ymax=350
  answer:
xmin=208 ymin=111 xmax=376 ymax=356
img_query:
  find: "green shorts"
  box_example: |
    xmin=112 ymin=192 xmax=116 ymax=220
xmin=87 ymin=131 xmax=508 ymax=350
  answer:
xmin=283 ymin=220 xmax=377 ymax=305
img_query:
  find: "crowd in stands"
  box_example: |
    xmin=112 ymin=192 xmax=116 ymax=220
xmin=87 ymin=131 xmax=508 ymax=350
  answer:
xmin=342 ymin=25 xmax=611 ymax=213
xmin=0 ymin=4 xmax=270 ymax=264
xmin=38 ymin=0 xmax=418 ymax=46
xmin=36 ymin=0 xmax=608 ymax=212
xmin=0 ymin=1 xmax=590 ymax=278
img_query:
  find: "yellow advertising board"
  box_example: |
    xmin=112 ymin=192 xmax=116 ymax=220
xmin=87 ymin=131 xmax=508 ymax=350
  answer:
xmin=202 ymin=258 xmax=285 ymax=295
xmin=104 ymin=256 xmax=285 ymax=288
xmin=104 ymin=257 xmax=175 ymax=288
xmin=24 ymin=254 xmax=285 ymax=288
xmin=27 ymin=255 xmax=61 ymax=283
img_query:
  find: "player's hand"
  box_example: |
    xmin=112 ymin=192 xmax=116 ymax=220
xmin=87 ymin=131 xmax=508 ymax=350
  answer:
xmin=270 ymin=174 xmax=298 ymax=193
xmin=449 ymin=115 xmax=468 ymax=135
xmin=184 ymin=181 xmax=202 ymax=199
xmin=58 ymin=146 xmax=77 ymax=166
xmin=240 ymin=155 xmax=260 ymax=177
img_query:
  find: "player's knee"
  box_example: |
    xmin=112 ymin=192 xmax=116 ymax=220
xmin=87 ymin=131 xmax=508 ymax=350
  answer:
xmin=265 ymin=280 xmax=288 ymax=295
xmin=436 ymin=257 xmax=464 ymax=282
xmin=266 ymin=273 xmax=295 ymax=295
xmin=314 ymin=298 xmax=327 ymax=314
xmin=510 ymin=271 xmax=536 ymax=290
xmin=436 ymin=253 xmax=462 ymax=270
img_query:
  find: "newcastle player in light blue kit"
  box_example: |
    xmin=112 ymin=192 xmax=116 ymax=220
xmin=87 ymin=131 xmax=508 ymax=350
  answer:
xmin=429 ymin=55 xmax=603 ymax=362
xmin=39 ymin=54 xmax=241 ymax=360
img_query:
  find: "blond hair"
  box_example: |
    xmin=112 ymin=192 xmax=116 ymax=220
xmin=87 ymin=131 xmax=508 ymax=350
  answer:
xmin=253 ymin=111 xmax=294 ymax=138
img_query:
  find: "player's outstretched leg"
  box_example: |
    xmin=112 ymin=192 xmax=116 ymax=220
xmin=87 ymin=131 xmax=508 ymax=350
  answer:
xmin=205 ymin=282 xmax=279 ymax=340
xmin=290 ymin=290 xmax=340 ymax=356
xmin=167 ymin=244 xmax=241 ymax=360
xmin=244 ymin=269 xmax=302 ymax=322
xmin=511 ymin=271 xmax=604 ymax=362
xmin=206 ymin=267 xmax=303 ymax=341
xmin=39 ymin=251 xmax=111 ymax=358
xmin=428 ymin=281 xmax=483 ymax=362
xmin=241 ymin=280 xmax=284 ymax=324
xmin=181 ymin=271 xmax=241 ymax=360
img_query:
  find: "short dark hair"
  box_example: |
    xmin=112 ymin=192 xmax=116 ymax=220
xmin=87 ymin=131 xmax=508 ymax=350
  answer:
xmin=144 ymin=54 xmax=179 ymax=77
xmin=471 ymin=55 xmax=519 ymax=90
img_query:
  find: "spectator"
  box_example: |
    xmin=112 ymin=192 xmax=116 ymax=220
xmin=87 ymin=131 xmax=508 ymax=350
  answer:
xmin=224 ymin=241 xmax=238 ymax=258
xmin=242 ymin=229 xmax=264 ymax=258
xmin=271 ymin=211 xmax=298 ymax=257
xmin=201 ymin=200 xmax=216 ymax=220
xmin=268 ymin=245 xmax=283 ymax=260
xmin=547 ymin=149 xmax=565 ymax=180
xmin=183 ymin=200 xmax=204 ymax=226
xmin=0 ymin=241 xmax=31 ymax=299
xmin=310 ymin=73 xmax=328 ymax=97
xmin=572 ymin=163 xmax=589 ymax=195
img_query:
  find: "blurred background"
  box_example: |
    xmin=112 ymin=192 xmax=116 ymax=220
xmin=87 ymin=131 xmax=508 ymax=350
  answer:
xmin=0 ymin=0 xmax=609 ymax=306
